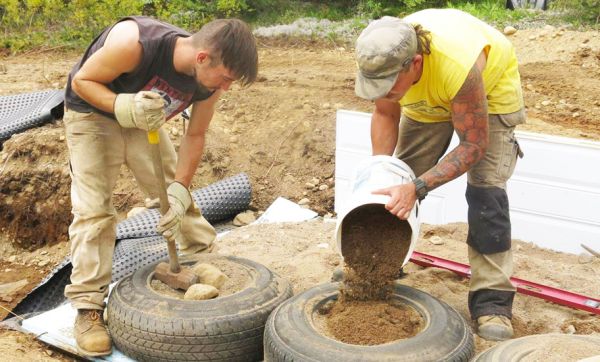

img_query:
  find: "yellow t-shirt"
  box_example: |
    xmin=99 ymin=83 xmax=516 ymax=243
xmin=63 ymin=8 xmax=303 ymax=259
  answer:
xmin=400 ymin=9 xmax=524 ymax=123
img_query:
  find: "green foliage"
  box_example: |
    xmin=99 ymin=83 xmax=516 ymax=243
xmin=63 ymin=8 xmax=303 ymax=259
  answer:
xmin=551 ymin=0 xmax=600 ymax=26
xmin=0 ymin=0 xmax=143 ymax=51
xmin=447 ymin=0 xmax=539 ymax=27
xmin=0 ymin=0 xmax=598 ymax=53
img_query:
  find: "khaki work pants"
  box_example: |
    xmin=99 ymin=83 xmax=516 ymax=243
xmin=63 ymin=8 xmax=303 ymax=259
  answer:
xmin=63 ymin=109 xmax=216 ymax=310
xmin=396 ymin=110 xmax=525 ymax=299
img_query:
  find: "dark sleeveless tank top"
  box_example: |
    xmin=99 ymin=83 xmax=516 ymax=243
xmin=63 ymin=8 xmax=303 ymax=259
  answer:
xmin=65 ymin=16 xmax=213 ymax=120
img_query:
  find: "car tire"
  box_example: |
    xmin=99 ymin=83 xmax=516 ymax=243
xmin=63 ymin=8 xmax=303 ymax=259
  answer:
xmin=264 ymin=282 xmax=474 ymax=362
xmin=107 ymin=254 xmax=292 ymax=361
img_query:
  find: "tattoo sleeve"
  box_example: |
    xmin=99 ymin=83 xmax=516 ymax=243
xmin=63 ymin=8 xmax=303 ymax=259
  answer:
xmin=420 ymin=63 xmax=489 ymax=191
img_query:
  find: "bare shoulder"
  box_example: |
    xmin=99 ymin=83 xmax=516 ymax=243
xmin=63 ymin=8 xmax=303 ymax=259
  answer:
xmin=103 ymin=20 xmax=141 ymax=55
xmin=101 ymin=20 xmax=142 ymax=71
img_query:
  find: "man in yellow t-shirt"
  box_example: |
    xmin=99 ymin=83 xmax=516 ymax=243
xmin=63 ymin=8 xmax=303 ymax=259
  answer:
xmin=354 ymin=9 xmax=525 ymax=341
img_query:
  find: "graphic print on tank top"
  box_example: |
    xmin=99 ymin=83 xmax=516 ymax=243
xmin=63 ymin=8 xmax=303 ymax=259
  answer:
xmin=142 ymin=75 xmax=194 ymax=120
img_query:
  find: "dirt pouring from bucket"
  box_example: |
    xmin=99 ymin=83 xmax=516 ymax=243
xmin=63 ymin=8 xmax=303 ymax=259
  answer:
xmin=315 ymin=204 xmax=423 ymax=345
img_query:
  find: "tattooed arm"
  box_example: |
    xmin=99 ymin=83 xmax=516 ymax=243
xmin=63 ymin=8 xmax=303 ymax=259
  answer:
xmin=418 ymin=51 xmax=489 ymax=191
xmin=373 ymin=51 xmax=488 ymax=220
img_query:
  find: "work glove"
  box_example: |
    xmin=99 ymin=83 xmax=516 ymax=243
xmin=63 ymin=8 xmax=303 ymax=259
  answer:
xmin=157 ymin=182 xmax=192 ymax=243
xmin=113 ymin=91 xmax=165 ymax=131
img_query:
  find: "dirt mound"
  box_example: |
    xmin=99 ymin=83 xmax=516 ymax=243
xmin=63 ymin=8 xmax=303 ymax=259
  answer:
xmin=0 ymin=124 xmax=71 ymax=249
xmin=316 ymin=299 xmax=423 ymax=345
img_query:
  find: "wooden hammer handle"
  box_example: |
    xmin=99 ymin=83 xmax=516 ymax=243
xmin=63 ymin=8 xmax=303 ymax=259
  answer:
xmin=148 ymin=130 xmax=181 ymax=274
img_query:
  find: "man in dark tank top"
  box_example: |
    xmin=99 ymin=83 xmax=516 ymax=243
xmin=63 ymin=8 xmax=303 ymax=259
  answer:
xmin=62 ymin=16 xmax=258 ymax=356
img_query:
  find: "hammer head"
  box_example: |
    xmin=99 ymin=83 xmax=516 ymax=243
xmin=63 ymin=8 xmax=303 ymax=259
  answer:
xmin=153 ymin=262 xmax=198 ymax=291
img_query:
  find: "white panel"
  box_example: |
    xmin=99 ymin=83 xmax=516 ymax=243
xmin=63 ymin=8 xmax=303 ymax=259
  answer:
xmin=335 ymin=110 xmax=600 ymax=254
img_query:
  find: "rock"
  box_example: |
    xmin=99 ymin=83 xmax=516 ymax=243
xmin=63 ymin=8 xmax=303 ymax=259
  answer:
xmin=572 ymin=112 xmax=580 ymax=118
xmin=127 ymin=206 xmax=147 ymax=219
xmin=310 ymin=177 xmax=320 ymax=185
xmin=229 ymin=135 xmax=238 ymax=143
xmin=321 ymin=103 xmax=331 ymax=109
xmin=0 ymin=279 xmax=29 ymax=295
xmin=8 ymin=255 xmax=17 ymax=263
xmin=144 ymin=197 xmax=160 ymax=209
xmin=40 ymin=250 xmax=48 ymax=255
xmin=318 ymin=184 xmax=329 ymax=191
xmin=565 ymin=324 xmax=576 ymax=334
xmin=37 ymin=260 xmax=49 ymax=267
xmin=59 ymin=135 xmax=65 ymax=141
xmin=233 ymin=210 xmax=256 ymax=226
xmin=541 ymin=100 xmax=551 ymax=106
xmin=305 ymin=182 xmax=316 ymax=189
xmin=192 ymin=263 xmax=229 ymax=289
xmin=528 ymin=35 xmax=537 ymax=41
xmin=428 ymin=236 xmax=444 ymax=245
xmin=183 ymin=284 xmax=219 ymax=300
xmin=503 ymin=26 xmax=517 ymax=35
xmin=298 ymin=198 xmax=310 ymax=205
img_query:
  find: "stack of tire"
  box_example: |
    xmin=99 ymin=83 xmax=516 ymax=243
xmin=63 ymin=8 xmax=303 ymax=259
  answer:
xmin=108 ymin=257 xmax=475 ymax=361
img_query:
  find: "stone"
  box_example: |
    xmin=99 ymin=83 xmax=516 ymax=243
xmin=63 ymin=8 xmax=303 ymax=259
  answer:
xmin=127 ymin=206 xmax=147 ymax=219
xmin=298 ymin=198 xmax=310 ymax=205
xmin=428 ymin=236 xmax=444 ymax=245
xmin=565 ymin=324 xmax=576 ymax=334
xmin=183 ymin=284 xmax=219 ymax=300
xmin=503 ymin=26 xmax=517 ymax=35
xmin=310 ymin=177 xmax=320 ymax=185
xmin=321 ymin=103 xmax=331 ymax=109
xmin=144 ymin=197 xmax=160 ymax=209
xmin=305 ymin=182 xmax=316 ymax=189
xmin=0 ymin=279 xmax=29 ymax=295
xmin=318 ymin=184 xmax=329 ymax=191
xmin=541 ymin=100 xmax=551 ymax=106
xmin=233 ymin=210 xmax=256 ymax=226
xmin=192 ymin=263 xmax=229 ymax=289
xmin=37 ymin=260 xmax=49 ymax=267
xmin=59 ymin=135 xmax=65 ymax=141
xmin=8 ymin=255 xmax=17 ymax=263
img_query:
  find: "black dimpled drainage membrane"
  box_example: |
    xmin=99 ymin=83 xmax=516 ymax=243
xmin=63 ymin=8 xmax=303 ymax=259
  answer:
xmin=116 ymin=173 xmax=251 ymax=240
xmin=11 ymin=173 xmax=251 ymax=316
xmin=0 ymin=90 xmax=64 ymax=143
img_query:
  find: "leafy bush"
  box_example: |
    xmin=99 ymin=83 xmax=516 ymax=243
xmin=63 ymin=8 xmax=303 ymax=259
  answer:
xmin=0 ymin=0 xmax=598 ymax=53
xmin=550 ymin=0 xmax=600 ymax=25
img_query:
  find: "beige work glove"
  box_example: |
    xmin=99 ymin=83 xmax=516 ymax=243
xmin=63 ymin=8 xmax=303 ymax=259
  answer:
xmin=113 ymin=91 xmax=165 ymax=131
xmin=157 ymin=182 xmax=192 ymax=243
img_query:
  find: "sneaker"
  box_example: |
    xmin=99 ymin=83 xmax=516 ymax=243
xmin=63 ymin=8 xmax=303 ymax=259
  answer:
xmin=476 ymin=315 xmax=514 ymax=341
xmin=74 ymin=309 xmax=112 ymax=357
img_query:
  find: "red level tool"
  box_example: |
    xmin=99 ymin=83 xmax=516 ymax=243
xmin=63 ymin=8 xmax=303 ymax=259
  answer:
xmin=410 ymin=251 xmax=600 ymax=315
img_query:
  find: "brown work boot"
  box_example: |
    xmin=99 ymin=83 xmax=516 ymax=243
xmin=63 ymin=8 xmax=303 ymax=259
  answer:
xmin=476 ymin=315 xmax=514 ymax=341
xmin=74 ymin=309 xmax=112 ymax=356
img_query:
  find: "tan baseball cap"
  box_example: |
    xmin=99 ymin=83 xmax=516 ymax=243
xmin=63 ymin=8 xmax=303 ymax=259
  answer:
xmin=355 ymin=16 xmax=418 ymax=100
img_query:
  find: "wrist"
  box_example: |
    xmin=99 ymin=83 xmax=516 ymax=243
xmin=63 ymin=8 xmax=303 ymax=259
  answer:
xmin=413 ymin=177 xmax=428 ymax=200
xmin=168 ymin=182 xmax=192 ymax=212
xmin=113 ymin=93 xmax=136 ymax=128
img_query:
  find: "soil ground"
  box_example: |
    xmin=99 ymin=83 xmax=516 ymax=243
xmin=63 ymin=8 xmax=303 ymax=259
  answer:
xmin=1 ymin=24 xmax=600 ymax=360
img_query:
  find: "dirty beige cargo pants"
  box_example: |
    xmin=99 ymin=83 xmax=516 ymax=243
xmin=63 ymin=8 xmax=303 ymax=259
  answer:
xmin=63 ymin=109 xmax=216 ymax=310
xmin=396 ymin=109 xmax=525 ymax=318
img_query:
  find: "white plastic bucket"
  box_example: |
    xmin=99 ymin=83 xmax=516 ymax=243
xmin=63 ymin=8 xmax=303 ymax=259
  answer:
xmin=335 ymin=155 xmax=421 ymax=267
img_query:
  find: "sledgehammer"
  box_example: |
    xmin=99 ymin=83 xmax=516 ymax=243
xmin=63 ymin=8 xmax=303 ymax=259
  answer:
xmin=147 ymin=130 xmax=198 ymax=290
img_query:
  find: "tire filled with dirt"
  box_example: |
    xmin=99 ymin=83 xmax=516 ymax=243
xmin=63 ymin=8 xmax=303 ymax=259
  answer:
xmin=264 ymin=282 xmax=474 ymax=362
xmin=107 ymin=254 xmax=293 ymax=362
